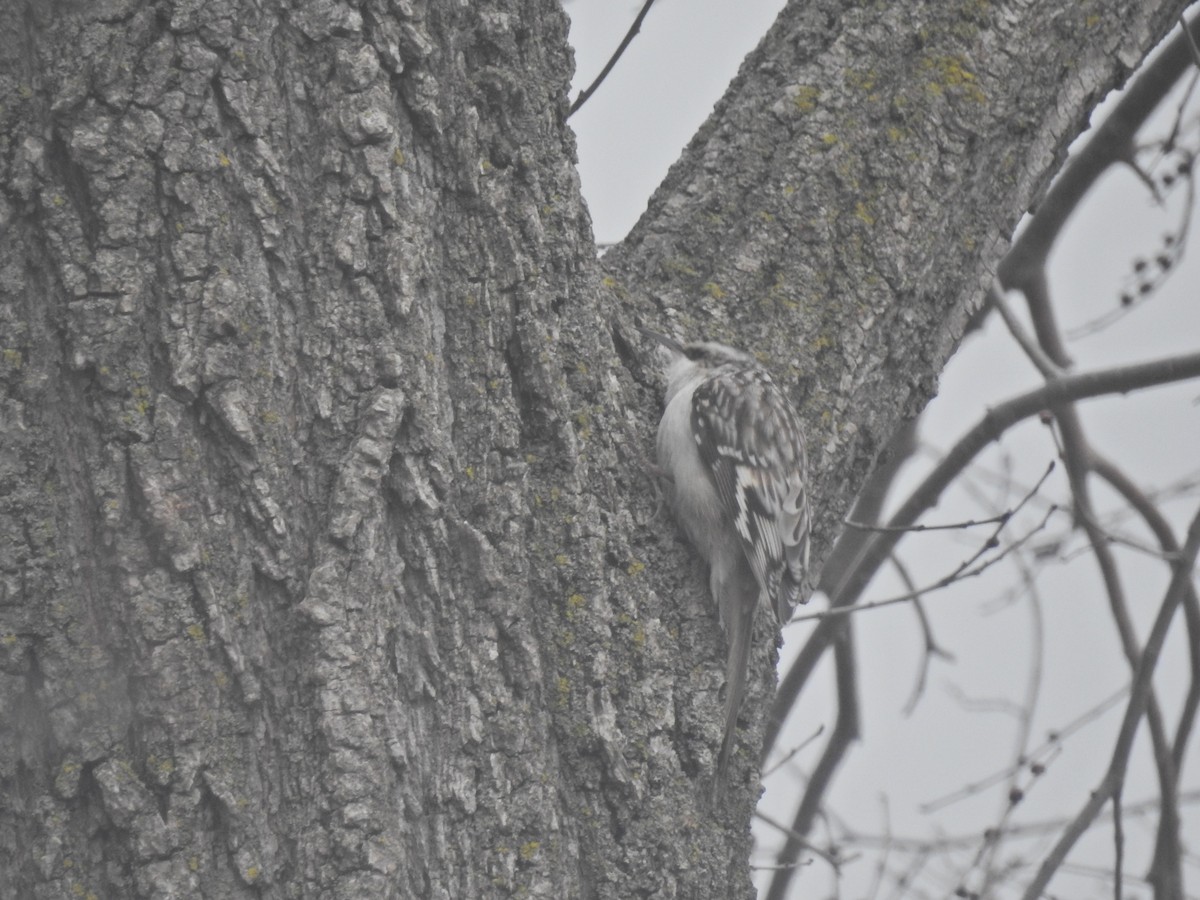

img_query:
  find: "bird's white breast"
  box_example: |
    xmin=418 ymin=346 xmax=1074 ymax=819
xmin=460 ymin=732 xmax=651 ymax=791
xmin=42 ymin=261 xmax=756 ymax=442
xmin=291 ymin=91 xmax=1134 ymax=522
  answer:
xmin=657 ymin=378 xmax=725 ymax=563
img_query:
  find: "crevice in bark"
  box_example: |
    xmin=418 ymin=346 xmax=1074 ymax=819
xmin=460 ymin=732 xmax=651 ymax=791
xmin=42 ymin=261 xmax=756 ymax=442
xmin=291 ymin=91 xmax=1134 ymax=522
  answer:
xmin=44 ymin=131 xmax=100 ymax=254
xmin=208 ymin=73 xmax=249 ymax=143
xmin=14 ymin=646 xmax=55 ymax=773
xmin=504 ymin=330 xmax=555 ymax=447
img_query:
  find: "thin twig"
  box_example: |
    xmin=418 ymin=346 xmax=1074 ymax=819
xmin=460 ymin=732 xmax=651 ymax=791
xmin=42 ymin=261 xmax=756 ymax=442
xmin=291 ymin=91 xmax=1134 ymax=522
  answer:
xmin=928 ymin=449 xmax=1062 ymax=520
xmin=1020 ymin=503 xmax=1200 ymax=900
xmin=765 ymin=628 xmax=859 ymax=900
xmin=1064 ymin=165 xmax=1196 ymax=339
xmin=921 ymin=685 xmax=1128 ymax=814
xmin=1181 ymin=12 xmax=1200 ymax=70
xmin=837 ymin=789 xmax=1200 ymax=853
xmin=999 ymin=12 xmax=1200 ymax=296
xmin=844 ymin=461 xmax=1054 ymax=534
xmin=1090 ymin=453 xmax=1200 ymax=891
xmin=865 ymin=796 xmax=892 ymax=900
xmin=997 ymin=554 xmax=1046 ymax=872
xmin=754 ymin=810 xmax=844 ymax=872
xmin=762 ymin=723 xmax=825 ymax=778
xmin=890 ymin=554 xmax=953 ymax=717
xmin=567 ymin=0 xmax=659 ymax=118
xmin=1112 ymin=787 xmax=1124 ymax=900
xmin=789 ymin=507 xmax=1058 ymax=626
xmin=844 ymin=513 xmax=1011 ymax=533
xmin=1020 ymin=223 xmax=1187 ymax=900
xmin=943 ymin=682 xmax=1025 ymax=717
xmin=883 ymin=849 xmax=933 ymax=900
xmin=823 ymin=348 xmax=1200 ymax=615
xmin=1161 ymin=66 xmax=1200 ymax=150
xmin=1124 ymin=156 xmax=1165 ymax=200
xmin=989 ymin=278 xmax=1062 ymax=378
xmin=1054 ymin=499 xmax=1187 ymax=562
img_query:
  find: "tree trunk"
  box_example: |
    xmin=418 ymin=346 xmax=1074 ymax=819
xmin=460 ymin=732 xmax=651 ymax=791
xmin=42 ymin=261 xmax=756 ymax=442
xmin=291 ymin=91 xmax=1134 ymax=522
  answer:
xmin=0 ymin=0 xmax=1187 ymax=897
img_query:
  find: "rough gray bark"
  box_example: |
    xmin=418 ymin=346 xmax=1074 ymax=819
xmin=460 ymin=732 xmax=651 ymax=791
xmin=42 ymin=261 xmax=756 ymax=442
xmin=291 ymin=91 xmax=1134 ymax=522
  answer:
xmin=0 ymin=1 xmax=1187 ymax=899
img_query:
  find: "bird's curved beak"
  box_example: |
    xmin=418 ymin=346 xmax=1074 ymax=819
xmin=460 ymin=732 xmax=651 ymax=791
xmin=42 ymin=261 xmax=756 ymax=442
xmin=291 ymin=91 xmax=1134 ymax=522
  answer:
xmin=636 ymin=326 xmax=685 ymax=355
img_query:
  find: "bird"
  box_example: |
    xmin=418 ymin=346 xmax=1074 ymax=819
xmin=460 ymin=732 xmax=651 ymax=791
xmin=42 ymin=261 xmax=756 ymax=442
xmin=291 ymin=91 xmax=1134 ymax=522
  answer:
xmin=640 ymin=327 xmax=811 ymax=791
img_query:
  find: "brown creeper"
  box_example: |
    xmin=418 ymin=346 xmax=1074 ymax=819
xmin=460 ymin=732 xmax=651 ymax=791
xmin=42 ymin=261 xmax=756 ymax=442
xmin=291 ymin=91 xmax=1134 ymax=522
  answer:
xmin=641 ymin=328 xmax=811 ymax=787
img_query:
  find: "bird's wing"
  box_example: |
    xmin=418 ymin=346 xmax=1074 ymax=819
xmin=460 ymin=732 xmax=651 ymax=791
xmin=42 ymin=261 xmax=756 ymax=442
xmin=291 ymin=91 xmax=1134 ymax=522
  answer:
xmin=691 ymin=365 xmax=810 ymax=621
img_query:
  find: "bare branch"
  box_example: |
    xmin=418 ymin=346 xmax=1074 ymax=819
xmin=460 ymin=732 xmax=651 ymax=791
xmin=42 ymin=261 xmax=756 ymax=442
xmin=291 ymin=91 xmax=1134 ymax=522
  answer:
xmin=1017 ymin=196 xmax=1187 ymax=898
xmin=1000 ymin=14 xmax=1200 ymax=299
xmin=754 ymin=810 xmax=844 ymax=872
xmin=890 ymin=554 xmax=954 ymax=717
xmin=865 ymin=796 xmax=892 ymax=900
xmin=762 ymin=724 xmax=825 ymax=779
xmin=1089 ymin=453 xmax=1200 ymax=893
xmin=1182 ymin=12 xmax=1200 ymax=69
xmin=1020 ymin=503 xmax=1200 ymax=900
xmin=765 ymin=627 xmax=859 ymax=900
xmin=988 ymin=278 xmax=1062 ymax=378
xmin=943 ymin=682 xmax=1026 ymax=718
xmin=921 ymin=685 xmax=1128 ymax=814
xmin=1052 ymin=499 xmax=1188 ymax=562
xmin=567 ymin=0 xmax=659 ymax=118
xmin=790 ymin=506 xmax=1057 ymax=625
xmin=837 ymin=790 xmax=1200 ymax=853
xmin=843 ymin=460 xmax=1054 ymax=535
xmin=823 ymin=348 xmax=1200 ymax=613
xmin=1112 ymin=787 xmax=1124 ymax=900
xmin=1065 ymin=164 xmax=1196 ymax=339
xmin=1003 ymin=557 xmax=1046 ymax=826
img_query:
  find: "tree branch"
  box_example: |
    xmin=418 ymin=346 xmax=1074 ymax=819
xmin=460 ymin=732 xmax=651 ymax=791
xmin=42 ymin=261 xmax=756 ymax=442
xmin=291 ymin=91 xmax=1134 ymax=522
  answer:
xmin=764 ymin=625 xmax=859 ymax=900
xmin=999 ymin=12 xmax=1200 ymax=304
xmin=789 ymin=505 xmax=1057 ymax=625
xmin=567 ymin=0 xmax=659 ymax=118
xmin=1019 ymin=503 xmax=1200 ymax=900
xmin=825 ymin=349 xmax=1200 ymax=612
xmin=1090 ymin=454 xmax=1200 ymax=895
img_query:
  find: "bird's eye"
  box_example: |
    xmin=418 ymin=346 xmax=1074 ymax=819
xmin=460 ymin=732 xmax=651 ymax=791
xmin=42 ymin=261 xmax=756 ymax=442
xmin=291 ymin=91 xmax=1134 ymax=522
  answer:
xmin=683 ymin=346 xmax=707 ymax=361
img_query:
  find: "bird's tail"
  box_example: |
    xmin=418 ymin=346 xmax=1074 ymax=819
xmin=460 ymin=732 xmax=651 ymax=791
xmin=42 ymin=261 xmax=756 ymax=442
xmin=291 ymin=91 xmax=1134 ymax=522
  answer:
xmin=714 ymin=589 xmax=756 ymax=797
